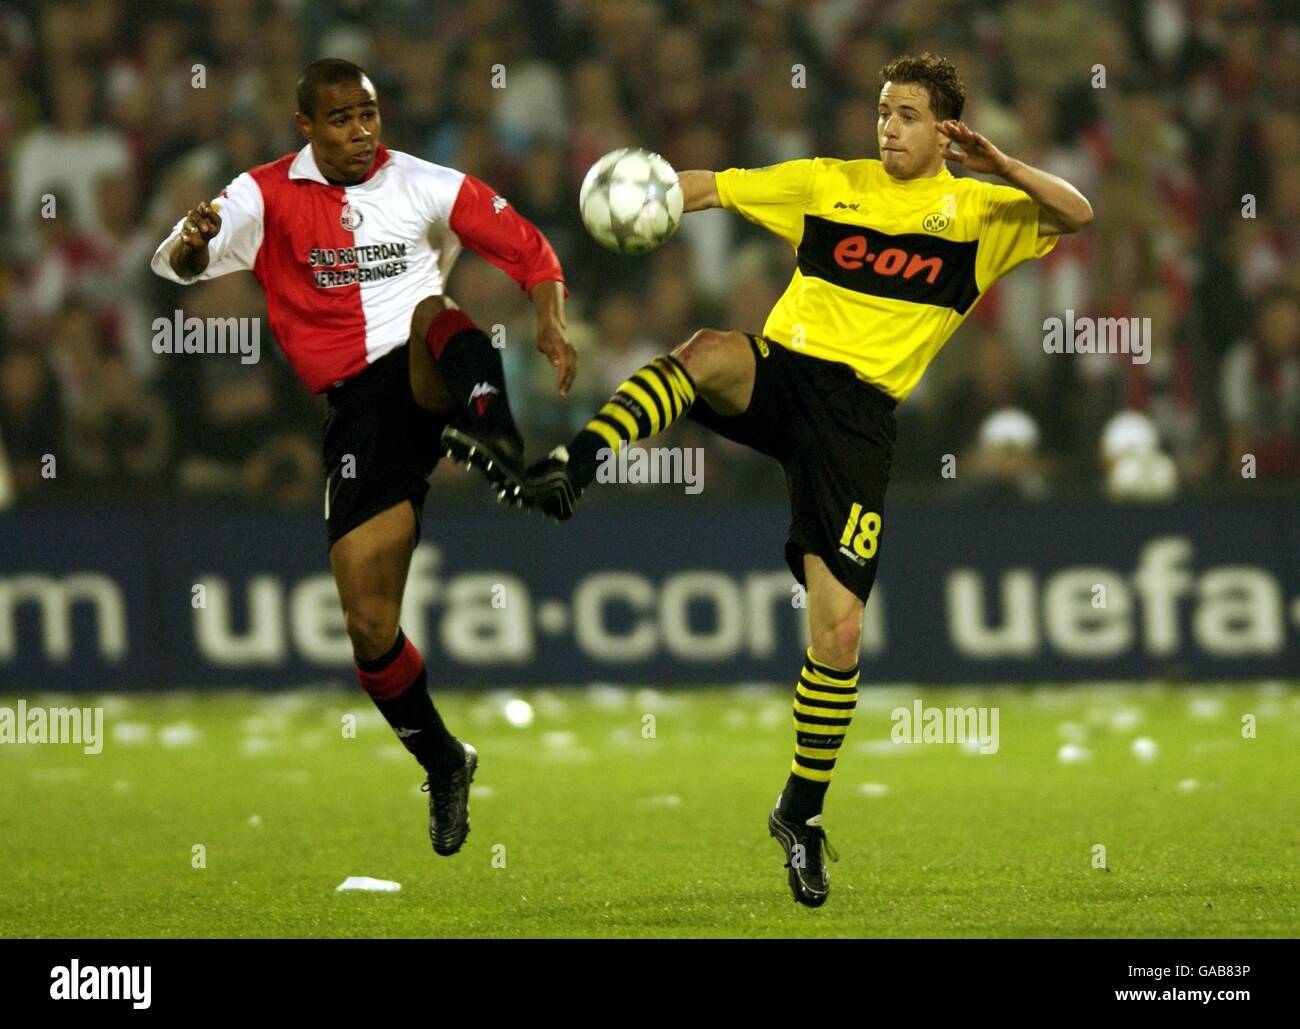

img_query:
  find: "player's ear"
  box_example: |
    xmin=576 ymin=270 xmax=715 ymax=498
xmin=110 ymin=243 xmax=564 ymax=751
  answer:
xmin=295 ymin=111 xmax=313 ymax=141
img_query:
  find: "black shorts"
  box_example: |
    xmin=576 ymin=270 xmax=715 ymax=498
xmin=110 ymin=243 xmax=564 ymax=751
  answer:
xmin=689 ymin=335 xmax=897 ymax=601
xmin=322 ymin=344 xmax=450 ymax=550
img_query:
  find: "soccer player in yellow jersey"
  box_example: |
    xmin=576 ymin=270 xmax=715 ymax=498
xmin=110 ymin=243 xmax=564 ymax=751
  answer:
xmin=521 ymin=53 xmax=1093 ymax=906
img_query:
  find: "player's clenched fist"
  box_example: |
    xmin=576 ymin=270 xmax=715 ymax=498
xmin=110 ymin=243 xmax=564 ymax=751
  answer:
xmin=180 ymin=200 xmax=222 ymax=249
xmin=170 ymin=200 xmax=222 ymax=278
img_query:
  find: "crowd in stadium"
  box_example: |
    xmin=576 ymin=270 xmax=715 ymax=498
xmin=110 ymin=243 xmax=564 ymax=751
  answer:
xmin=2 ymin=0 xmax=1297 ymax=509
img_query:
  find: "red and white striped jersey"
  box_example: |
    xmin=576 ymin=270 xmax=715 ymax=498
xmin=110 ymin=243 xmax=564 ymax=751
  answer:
xmin=150 ymin=143 xmax=565 ymax=392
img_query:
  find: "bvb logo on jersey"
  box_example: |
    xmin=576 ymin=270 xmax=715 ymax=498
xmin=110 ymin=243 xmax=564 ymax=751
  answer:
xmin=340 ymin=202 xmax=364 ymax=231
xmin=922 ymin=211 xmax=950 ymax=232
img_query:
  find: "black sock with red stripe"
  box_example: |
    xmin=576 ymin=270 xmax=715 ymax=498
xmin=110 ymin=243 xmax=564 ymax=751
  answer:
xmin=425 ymin=309 xmax=516 ymax=432
xmin=356 ymin=629 xmax=463 ymax=777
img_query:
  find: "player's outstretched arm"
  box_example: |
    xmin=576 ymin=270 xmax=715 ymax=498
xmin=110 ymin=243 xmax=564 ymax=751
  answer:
xmin=152 ymin=174 xmax=263 ymax=284
xmin=937 ymin=119 xmax=1093 ymax=236
xmin=530 ymin=279 xmax=575 ymax=396
xmin=448 ymin=175 xmax=577 ymax=395
xmin=680 ymin=170 xmax=720 ymax=212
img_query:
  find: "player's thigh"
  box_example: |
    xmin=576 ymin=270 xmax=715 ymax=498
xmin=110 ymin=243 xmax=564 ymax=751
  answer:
xmin=408 ymin=294 xmax=458 ymax=415
xmin=671 ymin=328 xmax=755 ymax=416
xmin=687 ymin=334 xmax=795 ymax=459
xmin=804 ymin=553 xmax=865 ymax=669
xmin=329 ymin=500 xmax=418 ymax=657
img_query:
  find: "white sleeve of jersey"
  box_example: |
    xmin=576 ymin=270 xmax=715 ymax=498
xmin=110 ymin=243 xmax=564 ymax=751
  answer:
xmin=150 ymin=172 xmax=265 ymax=284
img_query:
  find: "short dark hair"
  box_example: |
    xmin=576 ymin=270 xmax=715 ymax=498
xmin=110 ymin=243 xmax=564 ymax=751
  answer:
xmin=296 ymin=58 xmax=370 ymax=117
xmin=879 ymin=52 xmax=965 ymax=122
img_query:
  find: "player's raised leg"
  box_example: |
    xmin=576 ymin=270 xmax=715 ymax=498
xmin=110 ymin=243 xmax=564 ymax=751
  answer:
xmin=330 ymin=500 xmax=476 ymax=857
xmin=768 ymin=552 xmax=862 ymax=907
xmin=408 ymin=294 xmax=526 ymax=492
xmin=407 ymin=295 xmax=458 ymax=417
xmin=524 ymin=328 xmax=755 ymax=518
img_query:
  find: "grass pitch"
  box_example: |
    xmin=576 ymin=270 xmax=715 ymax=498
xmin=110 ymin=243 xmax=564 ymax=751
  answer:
xmin=1 ymin=683 xmax=1296 ymax=938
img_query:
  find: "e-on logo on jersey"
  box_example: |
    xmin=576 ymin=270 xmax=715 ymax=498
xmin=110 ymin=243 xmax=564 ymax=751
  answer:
xmin=798 ymin=214 xmax=980 ymax=313
xmin=832 ymin=235 xmax=944 ymax=282
xmin=340 ymin=202 xmax=364 ymax=231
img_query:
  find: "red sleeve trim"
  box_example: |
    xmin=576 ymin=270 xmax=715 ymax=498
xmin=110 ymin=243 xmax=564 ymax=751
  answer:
xmin=449 ymin=175 xmax=568 ymax=294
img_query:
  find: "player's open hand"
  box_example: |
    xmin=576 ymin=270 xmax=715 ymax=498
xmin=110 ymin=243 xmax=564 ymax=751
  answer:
xmin=536 ymin=323 xmax=577 ymax=396
xmin=180 ymin=200 xmax=222 ymax=249
xmin=937 ymin=120 xmax=1012 ymax=177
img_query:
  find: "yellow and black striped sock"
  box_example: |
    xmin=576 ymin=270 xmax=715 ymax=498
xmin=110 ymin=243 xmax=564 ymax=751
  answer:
xmin=781 ymin=649 xmax=859 ymax=822
xmin=568 ymin=354 xmax=696 ymax=487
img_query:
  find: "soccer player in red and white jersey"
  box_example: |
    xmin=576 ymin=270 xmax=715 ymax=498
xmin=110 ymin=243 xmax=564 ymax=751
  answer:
xmin=151 ymin=58 xmax=577 ymax=858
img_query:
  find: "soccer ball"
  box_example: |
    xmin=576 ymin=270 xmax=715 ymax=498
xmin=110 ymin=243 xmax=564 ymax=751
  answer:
xmin=579 ymin=148 xmax=683 ymax=255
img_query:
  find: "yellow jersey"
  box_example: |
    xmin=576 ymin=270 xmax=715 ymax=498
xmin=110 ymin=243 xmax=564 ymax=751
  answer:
xmin=715 ymin=158 xmax=1056 ymax=402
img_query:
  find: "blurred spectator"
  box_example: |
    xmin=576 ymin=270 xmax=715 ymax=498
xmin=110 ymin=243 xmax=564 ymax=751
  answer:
xmin=924 ymin=327 xmax=1038 ymax=471
xmin=670 ymin=122 xmax=737 ymax=303
xmin=1004 ymin=0 xmax=1122 ymax=94
xmin=79 ymin=171 xmax=159 ymax=381
xmin=492 ymin=27 xmax=569 ymax=154
xmin=947 ymin=407 xmax=1051 ymax=504
xmin=0 ymin=344 xmax=60 ymax=501
xmin=11 ymin=64 xmax=130 ymax=254
xmin=645 ymin=245 xmax=699 ymax=345
xmin=64 ymin=355 xmax=170 ymax=488
xmin=12 ymin=191 xmax=101 ymax=334
xmin=1219 ymin=288 xmax=1300 ymax=480
xmin=566 ymin=59 xmax=634 ymax=187
xmin=0 ymin=38 xmax=42 ymax=153
xmin=1100 ymin=410 xmax=1179 ymax=502
xmin=512 ymin=143 xmax=589 ymax=292
xmin=588 ymin=291 xmax=659 ymax=395
xmin=176 ymin=360 xmax=319 ymax=508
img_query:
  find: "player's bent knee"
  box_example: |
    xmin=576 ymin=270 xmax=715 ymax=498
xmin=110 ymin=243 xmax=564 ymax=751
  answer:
xmin=409 ymin=294 xmax=459 ymax=343
xmin=673 ymin=329 xmax=746 ymax=387
xmin=343 ymin=605 xmax=400 ymax=661
xmin=675 ymin=329 xmax=727 ymax=364
xmin=813 ymin=608 xmax=864 ymax=669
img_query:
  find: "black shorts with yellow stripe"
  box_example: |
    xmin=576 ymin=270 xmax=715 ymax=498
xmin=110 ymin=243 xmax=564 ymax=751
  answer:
xmin=688 ymin=334 xmax=897 ymax=602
